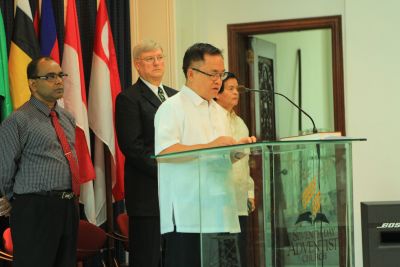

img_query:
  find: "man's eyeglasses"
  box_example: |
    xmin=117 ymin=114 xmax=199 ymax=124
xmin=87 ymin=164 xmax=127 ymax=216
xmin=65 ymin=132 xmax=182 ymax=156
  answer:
xmin=31 ymin=73 xmax=68 ymax=81
xmin=191 ymin=68 xmax=228 ymax=81
xmin=139 ymin=55 xmax=165 ymax=64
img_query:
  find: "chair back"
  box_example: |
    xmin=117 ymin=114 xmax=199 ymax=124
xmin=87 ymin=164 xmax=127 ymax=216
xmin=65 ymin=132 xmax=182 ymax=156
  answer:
xmin=2 ymin=228 xmax=12 ymax=255
xmin=77 ymin=220 xmax=107 ymax=261
xmin=1 ymin=222 xmax=108 ymax=263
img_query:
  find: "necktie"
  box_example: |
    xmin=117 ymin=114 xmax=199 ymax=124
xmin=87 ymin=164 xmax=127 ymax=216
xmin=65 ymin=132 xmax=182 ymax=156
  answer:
xmin=158 ymin=87 xmax=166 ymax=102
xmin=50 ymin=111 xmax=80 ymax=195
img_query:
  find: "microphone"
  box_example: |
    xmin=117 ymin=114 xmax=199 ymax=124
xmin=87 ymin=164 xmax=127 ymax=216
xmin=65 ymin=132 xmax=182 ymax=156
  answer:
xmin=238 ymin=85 xmax=318 ymax=133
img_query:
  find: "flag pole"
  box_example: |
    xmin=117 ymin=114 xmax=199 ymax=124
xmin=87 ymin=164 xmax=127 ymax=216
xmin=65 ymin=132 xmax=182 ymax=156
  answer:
xmin=104 ymin=147 xmax=115 ymax=266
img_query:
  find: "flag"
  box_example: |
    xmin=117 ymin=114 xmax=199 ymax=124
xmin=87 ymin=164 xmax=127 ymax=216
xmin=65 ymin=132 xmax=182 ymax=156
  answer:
xmin=8 ymin=0 xmax=40 ymax=109
xmin=0 ymin=10 xmax=12 ymax=121
xmin=89 ymin=0 xmax=125 ymax=225
xmin=62 ymin=0 xmax=96 ymax=224
xmin=39 ymin=0 xmax=60 ymax=63
xmin=32 ymin=0 xmax=39 ymax=37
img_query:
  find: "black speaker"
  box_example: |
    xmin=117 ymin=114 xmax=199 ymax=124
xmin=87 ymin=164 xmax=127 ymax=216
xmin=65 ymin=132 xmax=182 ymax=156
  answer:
xmin=361 ymin=201 xmax=400 ymax=267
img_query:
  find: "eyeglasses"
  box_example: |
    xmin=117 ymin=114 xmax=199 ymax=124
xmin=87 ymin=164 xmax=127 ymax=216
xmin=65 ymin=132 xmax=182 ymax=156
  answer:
xmin=32 ymin=73 xmax=68 ymax=81
xmin=191 ymin=68 xmax=228 ymax=81
xmin=139 ymin=55 xmax=165 ymax=64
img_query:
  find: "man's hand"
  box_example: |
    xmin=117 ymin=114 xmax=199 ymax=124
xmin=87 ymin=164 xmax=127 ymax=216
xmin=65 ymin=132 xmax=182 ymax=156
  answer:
xmin=0 ymin=197 xmax=11 ymax=217
xmin=248 ymin=198 xmax=256 ymax=213
xmin=238 ymin=136 xmax=257 ymax=144
xmin=208 ymin=136 xmax=237 ymax=147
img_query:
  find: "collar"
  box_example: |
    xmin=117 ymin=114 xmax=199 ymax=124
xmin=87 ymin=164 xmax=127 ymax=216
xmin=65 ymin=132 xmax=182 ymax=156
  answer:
xmin=30 ymin=97 xmax=60 ymax=117
xmin=140 ymin=77 xmax=163 ymax=92
xmin=218 ymin=105 xmax=237 ymax=120
xmin=227 ymin=109 xmax=237 ymax=118
xmin=181 ymin=85 xmax=217 ymax=107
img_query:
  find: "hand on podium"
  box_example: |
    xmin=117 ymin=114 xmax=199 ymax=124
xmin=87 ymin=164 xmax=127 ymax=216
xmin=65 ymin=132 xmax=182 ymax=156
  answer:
xmin=237 ymin=136 xmax=257 ymax=144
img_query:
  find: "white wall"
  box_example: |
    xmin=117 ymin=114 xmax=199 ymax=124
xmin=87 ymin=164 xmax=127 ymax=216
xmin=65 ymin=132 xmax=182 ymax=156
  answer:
xmin=258 ymin=30 xmax=334 ymax=137
xmin=345 ymin=0 xmax=400 ymax=265
xmin=175 ymin=0 xmax=344 ymax=87
xmin=174 ymin=0 xmax=400 ymax=266
xmin=130 ymin=0 xmax=176 ymax=86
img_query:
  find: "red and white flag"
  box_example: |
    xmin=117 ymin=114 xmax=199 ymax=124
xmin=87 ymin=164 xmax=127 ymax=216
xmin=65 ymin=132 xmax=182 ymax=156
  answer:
xmin=88 ymin=0 xmax=125 ymax=225
xmin=62 ymin=0 xmax=96 ymax=223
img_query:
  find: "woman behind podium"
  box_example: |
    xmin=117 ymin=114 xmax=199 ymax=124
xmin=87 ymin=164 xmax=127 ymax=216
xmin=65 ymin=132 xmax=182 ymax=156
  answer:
xmin=215 ymin=72 xmax=256 ymax=267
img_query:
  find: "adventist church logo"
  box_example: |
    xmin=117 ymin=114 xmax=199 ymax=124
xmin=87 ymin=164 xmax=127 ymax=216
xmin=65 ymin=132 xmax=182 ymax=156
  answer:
xmin=296 ymin=177 xmax=329 ymax=224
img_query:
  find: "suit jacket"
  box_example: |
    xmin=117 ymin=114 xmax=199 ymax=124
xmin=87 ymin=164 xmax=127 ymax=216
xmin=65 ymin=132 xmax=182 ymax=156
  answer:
xmin=115 ymin=78 xmax=177 ymax=216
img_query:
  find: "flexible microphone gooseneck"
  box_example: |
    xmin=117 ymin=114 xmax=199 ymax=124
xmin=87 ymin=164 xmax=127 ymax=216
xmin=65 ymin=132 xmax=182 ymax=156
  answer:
xmin=237 ymin=85 xmax=318 ymax=134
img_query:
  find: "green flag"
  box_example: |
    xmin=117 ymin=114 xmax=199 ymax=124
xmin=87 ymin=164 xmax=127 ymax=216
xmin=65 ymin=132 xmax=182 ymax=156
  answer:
xmin=0 ymin=10 xmax=12 ymax=122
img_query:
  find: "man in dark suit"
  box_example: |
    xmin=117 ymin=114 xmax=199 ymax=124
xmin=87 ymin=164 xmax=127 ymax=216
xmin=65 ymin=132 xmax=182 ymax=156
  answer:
xmin=115 ymin=40 xmax=177 ymax=267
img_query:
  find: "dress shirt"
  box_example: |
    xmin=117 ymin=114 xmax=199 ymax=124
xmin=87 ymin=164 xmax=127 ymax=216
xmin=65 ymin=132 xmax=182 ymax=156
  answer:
xmin=140 ymin=77 xmax=169 ymax=102
xmin=222 ymin=108 xmax=255 ymax=215
xmin=0 ymin=97 xmax=76 ymax=199
xmin=155 ymin=86 xmax=240 ymax=234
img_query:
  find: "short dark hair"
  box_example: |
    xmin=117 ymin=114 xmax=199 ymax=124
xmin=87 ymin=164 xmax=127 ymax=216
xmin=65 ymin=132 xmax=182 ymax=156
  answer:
xmin=27 ymin=56 xmax=54 ymax=79
xmin=182 ymin=43 xmax=223 ymax=78
xmin=219 ymin=72 xmax=237 ymax=94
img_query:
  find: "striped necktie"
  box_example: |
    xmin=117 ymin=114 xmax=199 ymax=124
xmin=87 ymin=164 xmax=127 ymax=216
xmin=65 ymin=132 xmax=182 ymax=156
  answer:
xmin=158 ymin=87 xmax=166 ymax=102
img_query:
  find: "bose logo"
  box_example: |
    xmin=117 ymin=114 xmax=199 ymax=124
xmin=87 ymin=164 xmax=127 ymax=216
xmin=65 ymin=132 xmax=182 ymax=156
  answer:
xmin=377 ymin=223 xmax=400 ymax=229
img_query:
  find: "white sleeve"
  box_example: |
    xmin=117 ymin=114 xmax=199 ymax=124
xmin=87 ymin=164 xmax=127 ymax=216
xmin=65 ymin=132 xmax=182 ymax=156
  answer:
xmin=237 ymin=117 xmax=254 ymax=198
xmin=154 ymin=101 xmax=181 ymax=155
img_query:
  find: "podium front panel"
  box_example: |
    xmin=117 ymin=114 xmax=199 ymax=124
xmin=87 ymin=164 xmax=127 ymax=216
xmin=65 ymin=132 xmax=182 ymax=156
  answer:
xmin=156 ymin=139 xmax=362 ymax=267
xmin=265 ymin=142 xmax=354 ymax=267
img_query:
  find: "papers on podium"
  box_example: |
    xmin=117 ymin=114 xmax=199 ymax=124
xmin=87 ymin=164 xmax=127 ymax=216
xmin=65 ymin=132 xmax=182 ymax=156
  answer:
xmin=280 ymin=131 xmax=342 ymax=141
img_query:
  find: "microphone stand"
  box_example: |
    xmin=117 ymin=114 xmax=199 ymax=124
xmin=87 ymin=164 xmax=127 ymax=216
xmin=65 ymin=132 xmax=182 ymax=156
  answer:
xmin=238 ymin=86 xmax=318 ymax=134
xmin=239 ymin=86 xmax=327 ymax=266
